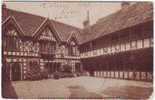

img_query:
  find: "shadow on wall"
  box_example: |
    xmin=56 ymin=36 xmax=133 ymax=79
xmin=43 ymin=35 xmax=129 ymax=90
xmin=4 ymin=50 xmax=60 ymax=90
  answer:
xmin=2 ymin=80 xmax=18 ymax=99
xmin=2 ymin=66 xmax=18 ymax=98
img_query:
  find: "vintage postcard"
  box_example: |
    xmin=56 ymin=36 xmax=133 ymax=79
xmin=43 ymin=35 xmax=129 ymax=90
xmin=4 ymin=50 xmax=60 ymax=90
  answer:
xmin=2 ymin=1 xmax=153 ymax=99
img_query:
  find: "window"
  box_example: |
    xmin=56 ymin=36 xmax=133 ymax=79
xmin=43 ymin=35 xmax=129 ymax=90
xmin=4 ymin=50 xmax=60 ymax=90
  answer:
xmin=39 ymin=27 xmax=56 ymax=41
xmin=111 ymin=45 xmax=115 ymax=53
xmin=108 ymin=46 xmax=112 ymax=54
xmin=68 ymin=41 xmax=78 ymax=56
xmin=33 ymin=42 xmax=39 ymax=53
xmin=5 ymin=28 xmax=19 ymax=51
xmin=24 ymin=41 xmax=33 ymax=52
xmin=97 ymin=49 xmax=101 ymax=56
xmin=121 ymin=43 xmax=126 ymax=52
xmin=93 ymin=50 xmax=97 ymax=56
xmin=131 ymin=40 xmax=137 ymax=50
xmin=19 ymin=40 xmax=23 ymax=51
xmin=143 ymin=38 xmax=150 ymax=48
xmin=137 ymin=40 xmax=143 ymax=49
xmin=100 ymin=48 xmax=103 ymax=55
xmin=7 ymin=29 xmax=17 ymax=36
xmin=150 ymin=38 xmax=153 ymax=47
xmin=103 ymin=47 xmax=108 ymax=54
xmin=115 ymin=44 xmax=120 ymax=52
xmin=87 ymin=51 xmax=90 ymax=57
xmin=126 ymin=42 xmax=130 ymax=51
xmin=89 ymin=51 xmax=93 ymax=57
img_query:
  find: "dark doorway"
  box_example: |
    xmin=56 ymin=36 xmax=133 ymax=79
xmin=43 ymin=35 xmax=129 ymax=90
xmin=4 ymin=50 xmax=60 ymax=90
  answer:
xmin=55 ymin=63 xmax=61 ymax=72
xmin=75 ymin=63 xmax=81 ymax=72
xmin=45 ymin=62 xmax=55 ymax=74
xmin=11 ymin=63 xmax=21 ymax=81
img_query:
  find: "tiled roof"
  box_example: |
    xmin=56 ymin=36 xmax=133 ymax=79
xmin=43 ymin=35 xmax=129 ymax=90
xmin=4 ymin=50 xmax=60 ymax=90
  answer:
xmin=78 ymin=2 xmax=153 ymax=44
xmin=2 ymin=7 xmax=80 ymax=41
xmin=51 ymin=20 xmax=80 ymax=41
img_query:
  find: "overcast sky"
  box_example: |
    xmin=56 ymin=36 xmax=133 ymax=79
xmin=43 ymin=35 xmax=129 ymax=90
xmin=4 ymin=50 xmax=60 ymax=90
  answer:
xmin=4 ymin=1 xmax=121 ymax=28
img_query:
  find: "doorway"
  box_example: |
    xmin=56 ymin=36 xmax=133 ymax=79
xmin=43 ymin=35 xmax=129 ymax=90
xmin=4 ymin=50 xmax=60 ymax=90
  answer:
xmin=11 ymin=63 xmax=21 ymax=81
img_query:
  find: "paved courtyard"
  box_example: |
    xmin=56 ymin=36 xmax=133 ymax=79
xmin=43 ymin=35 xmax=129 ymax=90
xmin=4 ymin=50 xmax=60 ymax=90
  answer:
xmin=3 ymin=76 xmax=153 ymax=99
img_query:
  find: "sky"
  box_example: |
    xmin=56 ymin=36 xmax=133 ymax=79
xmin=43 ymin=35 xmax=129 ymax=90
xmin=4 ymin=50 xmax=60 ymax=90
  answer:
xmin=4 ymin=1 xmax=121 ymax=28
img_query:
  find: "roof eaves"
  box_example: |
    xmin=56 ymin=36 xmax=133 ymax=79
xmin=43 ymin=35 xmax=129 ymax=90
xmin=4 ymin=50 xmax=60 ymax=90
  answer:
xmin=2 ymin=16 xmax=11 ymax=25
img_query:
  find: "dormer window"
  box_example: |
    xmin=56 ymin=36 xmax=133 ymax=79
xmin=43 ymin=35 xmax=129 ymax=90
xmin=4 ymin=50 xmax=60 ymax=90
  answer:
xmin=39 ymin=27 xmax=56 ymax=41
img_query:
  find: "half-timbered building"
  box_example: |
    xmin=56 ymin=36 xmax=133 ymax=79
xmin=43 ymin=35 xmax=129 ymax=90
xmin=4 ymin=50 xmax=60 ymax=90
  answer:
xmin=78 ymin=2 xmax=153 ymax=81
xmin=2 ymin=4 xmax=81 ymax=81
xmin=2 ymin=2 xmax=153 ymax=81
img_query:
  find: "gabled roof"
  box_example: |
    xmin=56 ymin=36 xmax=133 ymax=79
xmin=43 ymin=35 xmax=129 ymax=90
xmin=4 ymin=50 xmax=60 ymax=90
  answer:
xmin=78 ymin=2 xmax=153 ymax=44
xmin=2 ymin=7 xmax=80 ymax=41
xmin=67 ymin=31 xmax=79 ymax=45
xmin=2 ymin=16 xmax=25 ymax=37
xmin=33 ymin=18 xmax=61 ymax=42
xmin=51 ymin=20 xmax=80 ymax=41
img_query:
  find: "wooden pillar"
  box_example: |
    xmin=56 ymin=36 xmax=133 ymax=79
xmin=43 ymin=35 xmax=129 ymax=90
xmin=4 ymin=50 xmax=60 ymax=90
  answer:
xmin=10 ymin=64 xmax=12 ymax=81
xmin=20 ymin=63 xmax=23 ymax=80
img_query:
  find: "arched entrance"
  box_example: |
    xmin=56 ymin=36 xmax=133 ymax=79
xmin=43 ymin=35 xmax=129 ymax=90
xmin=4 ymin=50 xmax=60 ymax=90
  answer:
xmin=11 ymin=63 xmax=21 ymax=81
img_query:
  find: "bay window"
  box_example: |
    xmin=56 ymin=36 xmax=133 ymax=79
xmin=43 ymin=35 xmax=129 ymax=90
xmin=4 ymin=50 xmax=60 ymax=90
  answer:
xmin=40 ymin=42 xmax=56 ymax=54
xmin=68 ymin=41 xmax=79 ymax=56
xmin=4 ymin=27 xmax=20 ymax=51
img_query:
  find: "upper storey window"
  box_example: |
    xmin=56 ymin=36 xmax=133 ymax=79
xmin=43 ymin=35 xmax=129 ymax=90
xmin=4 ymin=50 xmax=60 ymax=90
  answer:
xmin=39 ymin=27 xmax=56 ymax=41
xmin=3 ymin=26 xmax=20 ymax=51
xmin=39 ymin=27 xmax=57 ymax=54
xmin=68 ymin=40 xmax=79 ymax=56
xmin=7 ymin=29 xmax=17 ymax=36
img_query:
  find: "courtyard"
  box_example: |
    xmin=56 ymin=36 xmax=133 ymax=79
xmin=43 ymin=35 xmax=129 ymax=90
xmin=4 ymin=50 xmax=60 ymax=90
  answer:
xmin=3 ymin=76 xmax=153 ymax=99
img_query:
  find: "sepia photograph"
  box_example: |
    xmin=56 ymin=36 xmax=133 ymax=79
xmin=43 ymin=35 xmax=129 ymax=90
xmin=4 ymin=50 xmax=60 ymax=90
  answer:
xmin=1 ymin=1 xmax=153 ymax=99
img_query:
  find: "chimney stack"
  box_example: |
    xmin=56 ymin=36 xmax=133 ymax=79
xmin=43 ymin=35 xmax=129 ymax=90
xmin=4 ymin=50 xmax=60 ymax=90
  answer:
xmin=83 ymin=10 xmax=90 ymax=29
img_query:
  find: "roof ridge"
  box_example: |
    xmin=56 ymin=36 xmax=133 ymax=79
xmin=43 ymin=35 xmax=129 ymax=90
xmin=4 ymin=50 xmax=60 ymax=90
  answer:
xmin=6 ymin=8 xmax=81 ymax=30
xmin=79 ymin=2 xmax=153 ymax=44
xmin=3 ymin=7 xmax=81 ymax=41
xmin=51 ymin=19 xmax=81 ymax=30
xmin=6 ymin=8 xmax=45 ymax=20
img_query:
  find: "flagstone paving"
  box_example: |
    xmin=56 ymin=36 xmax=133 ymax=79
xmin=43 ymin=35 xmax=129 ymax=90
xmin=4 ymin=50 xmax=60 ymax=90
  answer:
xmin=3 ymin=76 xmax=153 ymax=99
